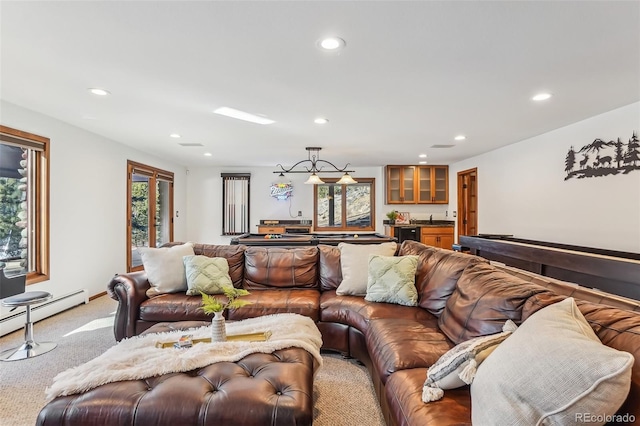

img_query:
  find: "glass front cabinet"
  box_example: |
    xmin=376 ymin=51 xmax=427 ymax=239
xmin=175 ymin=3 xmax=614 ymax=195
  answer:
xmin=386 ymin=165 xmax=448 ymax=204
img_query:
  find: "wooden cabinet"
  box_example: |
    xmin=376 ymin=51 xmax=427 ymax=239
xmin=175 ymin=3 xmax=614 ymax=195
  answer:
xmin=417 ymin=166 xmax=448 ymax=204
xmin=386 ymin=166 xmax=417 ymax=203
xmin=421 ymin=227 xmax=455 ymax=250
xmin=386 ymin=165 xmax=448 ymax=204
xmin=257 ymin=226 xmax=286 ymax=234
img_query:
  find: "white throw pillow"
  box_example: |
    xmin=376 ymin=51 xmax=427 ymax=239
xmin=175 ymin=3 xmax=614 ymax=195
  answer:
xmin=139 ymin=243 xmax=195 ymax=297
xmin=471 ymin=298 xmax=634 ymax=426
xmin=336 ymin=242 xmax=397 ymax=296
xmin=422 ymin=320 xmax=517 ymax=403
xmin=365 ymin=255 xmax=419 ymax=306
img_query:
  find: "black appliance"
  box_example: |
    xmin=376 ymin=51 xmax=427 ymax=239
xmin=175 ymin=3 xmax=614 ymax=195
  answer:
xmin=396 ymin=227 xmax=420 ymax=243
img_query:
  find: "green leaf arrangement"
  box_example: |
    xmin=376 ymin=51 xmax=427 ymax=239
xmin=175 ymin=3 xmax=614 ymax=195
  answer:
xmin=200 ymin=287 xmax=252 ymax=314
xmin=386 ymin=210 xmax=399 ymax=221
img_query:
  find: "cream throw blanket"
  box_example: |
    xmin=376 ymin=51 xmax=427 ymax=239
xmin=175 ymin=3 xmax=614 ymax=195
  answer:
xmin=45 ymin=313 xmax=323 ymax=402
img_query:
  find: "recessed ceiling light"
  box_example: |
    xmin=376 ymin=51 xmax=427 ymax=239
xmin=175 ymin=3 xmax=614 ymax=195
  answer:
xmin=204 ymin=152 xmax=212 ymax=157
xmin=419 ymin=161 xmax=427 ymax=165
xmin=88 ymin=88 xmax=110 ymax=96
xmin=169 ymin=133 xmax=181 ymax=138
xmin=318 ymin=37 xmax=346 ymax=51
xmin=532 ymin=93 xmax=552 ymax=101
xmin=454 ymin=135 xmax=466 ymax=141
xmin=314 ymin=118 xmax=329 ymax=124
xmin=419 ymin=154 xmax=427 ymax=158
xmin=213 ymin=107 xmax=275 ymax=125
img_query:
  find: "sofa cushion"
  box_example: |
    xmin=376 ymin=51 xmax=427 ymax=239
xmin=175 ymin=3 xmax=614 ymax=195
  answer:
xmin=471 ymin=298 xmax=634 ymax=426
xmin=365 ymin=255 xmax=419 ymax=306
xmin=385 ymin=368 xmax=471 ymax=426
xmin=243 ymin=247 xmax=318 ymax=290
xmin=227 ymin=289 xmax=320 ymax=322
xmin=139 ymin=243 xmax=195 ymax=297
xmin=318 ymin=245 xmax=342 ymax=291
xmin=438 ymin=262 xmax=552 ymax=344
xmin=420 ymin=248 xmax=486 ymax=317
xmin=139 ymin=293 xmax=211 ymax=322
xmin=336 ymin=242 xmax=397 ymax=296
xmin=366 ymin=318 xmax=451 ymax=384
xmin=320 ymin=290 xmax=434 ymax=334
xmin=187 ymin=243 xmax=246 ymax=288
xmin=164 ymin=243 xmax=246 ymax=287
xmin=422 ymin=320 xmax=517 ymax=402
xmin=183 ymin=255 xmax=233 ymax=296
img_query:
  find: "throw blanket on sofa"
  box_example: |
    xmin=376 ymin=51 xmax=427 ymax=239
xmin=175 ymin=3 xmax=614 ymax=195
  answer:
xmin=45 ymin=313 xmax=323 ymax=402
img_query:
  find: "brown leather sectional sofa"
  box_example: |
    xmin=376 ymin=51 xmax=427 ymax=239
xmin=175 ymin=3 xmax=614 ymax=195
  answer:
xmin=107 ymin=240 xmax=640 ymax=426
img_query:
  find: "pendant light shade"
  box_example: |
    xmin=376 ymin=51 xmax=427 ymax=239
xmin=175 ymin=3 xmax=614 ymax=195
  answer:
xmin=304 ymin=173 xmax=325 ymax=185
xmin=336 ymin=173 xmax=358 ymax=185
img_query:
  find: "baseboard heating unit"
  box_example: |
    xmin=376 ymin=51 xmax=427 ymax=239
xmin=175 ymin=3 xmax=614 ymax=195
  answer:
xmin=0 ymin=289 xmax=88 ymax=337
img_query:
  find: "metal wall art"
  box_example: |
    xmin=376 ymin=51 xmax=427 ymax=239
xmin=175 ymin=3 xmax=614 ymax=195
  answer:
xmin=565 ymin=131 xmax=639 ymax=180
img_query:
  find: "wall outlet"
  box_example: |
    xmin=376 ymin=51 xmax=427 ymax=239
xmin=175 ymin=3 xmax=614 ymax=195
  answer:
xmin=297 ymin=211 xmax=302 ymax=217
xmin=453 ymin=211 xmax=457 ymax=217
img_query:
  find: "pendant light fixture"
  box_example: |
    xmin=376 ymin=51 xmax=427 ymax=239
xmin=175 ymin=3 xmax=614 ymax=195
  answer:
xmin=274 ymin=147 xmax=357 ymax=185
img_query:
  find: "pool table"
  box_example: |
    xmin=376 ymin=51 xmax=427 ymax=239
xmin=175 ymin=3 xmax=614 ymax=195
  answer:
xmin=230 ymin=233 xmax=396 ymax=246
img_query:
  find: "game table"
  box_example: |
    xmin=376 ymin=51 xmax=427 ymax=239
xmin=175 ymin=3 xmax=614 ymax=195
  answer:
xmin=230 ymin=233 xmax=396 ymax=246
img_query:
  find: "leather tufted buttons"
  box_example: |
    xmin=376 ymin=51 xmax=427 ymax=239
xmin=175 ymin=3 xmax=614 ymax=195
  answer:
xmin=276 ymin=391 xmax=282 ymax=395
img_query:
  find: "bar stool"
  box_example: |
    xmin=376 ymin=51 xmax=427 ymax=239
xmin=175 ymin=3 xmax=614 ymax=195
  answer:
xmin=0 ymin=291 xmax=57 ymax=361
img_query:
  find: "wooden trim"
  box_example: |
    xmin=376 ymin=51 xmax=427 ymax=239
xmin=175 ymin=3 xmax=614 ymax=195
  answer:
xmin=313 ymin=178 xmax=375 ymax=232
xmin=457 ymin=167 xmax=478 ymax=242
xmin=0 ymin=126 xmax=50 ymax=285
xmin=89 ymin=291 xmax=107 ymax=301
xmin=126 ymin=160 xmax=174 ymax=272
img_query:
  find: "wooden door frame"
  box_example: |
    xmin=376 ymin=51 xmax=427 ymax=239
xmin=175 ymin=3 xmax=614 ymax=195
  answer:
xmin=457 ymin=167 xmax=478 ymax=242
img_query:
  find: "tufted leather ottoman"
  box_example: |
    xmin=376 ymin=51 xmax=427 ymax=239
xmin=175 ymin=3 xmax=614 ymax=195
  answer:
xmin=37 ymin=321 xmax=319 ymax=426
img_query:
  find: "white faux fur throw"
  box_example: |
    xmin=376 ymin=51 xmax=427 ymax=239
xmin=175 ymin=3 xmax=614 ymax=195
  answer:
xmin=45 ymin=313 xmax=323 ymax=402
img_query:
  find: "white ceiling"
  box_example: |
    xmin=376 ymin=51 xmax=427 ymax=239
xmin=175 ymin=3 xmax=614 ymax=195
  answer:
xmin=1 ymin=1 xmax=639 ymax=170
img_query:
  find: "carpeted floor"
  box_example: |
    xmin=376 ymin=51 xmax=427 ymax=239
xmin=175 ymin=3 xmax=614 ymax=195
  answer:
xmin=0 ymin=295 xmax=384 ymax=426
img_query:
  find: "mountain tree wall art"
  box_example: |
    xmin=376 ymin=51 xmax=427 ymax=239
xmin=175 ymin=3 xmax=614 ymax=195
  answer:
xmin=565 ymin=131 xmax=639 ymax=180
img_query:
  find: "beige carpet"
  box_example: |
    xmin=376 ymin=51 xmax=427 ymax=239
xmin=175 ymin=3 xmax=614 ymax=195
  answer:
xmin=0 ymin=296 xmax=384 ymax=426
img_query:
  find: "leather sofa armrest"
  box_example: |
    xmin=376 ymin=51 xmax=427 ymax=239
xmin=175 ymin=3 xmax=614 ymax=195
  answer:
xmin=107 ymin=271 xmax=150 ymax=341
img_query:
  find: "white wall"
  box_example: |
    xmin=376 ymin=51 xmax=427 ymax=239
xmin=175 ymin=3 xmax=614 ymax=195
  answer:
xmin=187 ymin=166 xmax=453 ymax=244
xmin=0 ymin=101 xmax=188 ymax=309
xmin=449 ymin=102 xmax=640 ymax=252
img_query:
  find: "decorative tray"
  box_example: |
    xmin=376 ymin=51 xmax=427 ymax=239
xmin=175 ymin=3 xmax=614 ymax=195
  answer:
xmin=155 ymin=331 xmax=272 ymax=349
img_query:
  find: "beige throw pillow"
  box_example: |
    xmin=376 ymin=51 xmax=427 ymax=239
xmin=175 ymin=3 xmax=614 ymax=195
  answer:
xmin=422 ymin=320 xmax=517 ymax=403
xmin=183 ymin=255 xmax=233 ymax=296
xmin=365 ymin=255 xmax=419 ymax=306
xmin=139 ymin=243 xmax=195 ymax=297
xmin=336 ymin=242 xmax=397 ymax=296
xmin=471 ymin=297 xmax=633 ymax=426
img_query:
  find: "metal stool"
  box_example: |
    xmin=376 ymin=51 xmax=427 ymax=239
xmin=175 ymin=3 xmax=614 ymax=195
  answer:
xmin=1 ymin=291 xmax=57 ymax=361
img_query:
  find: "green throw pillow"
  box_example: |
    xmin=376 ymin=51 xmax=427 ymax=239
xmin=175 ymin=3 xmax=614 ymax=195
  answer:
xmin=365 ymin=255 xmax=419 ymax=306
xmin=183 ymin=255 xmax=233 ymax=295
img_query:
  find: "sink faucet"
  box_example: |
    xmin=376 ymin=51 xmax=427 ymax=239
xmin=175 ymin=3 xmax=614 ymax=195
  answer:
xmin=429 ymin=214 xmax=433 ymax=224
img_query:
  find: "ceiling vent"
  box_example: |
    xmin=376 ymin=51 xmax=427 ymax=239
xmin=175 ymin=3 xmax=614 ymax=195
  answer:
xmin=178 ymin=143 xmax=204 ymax=147
xmin=430 ymin=144 xmax=455 ymax=148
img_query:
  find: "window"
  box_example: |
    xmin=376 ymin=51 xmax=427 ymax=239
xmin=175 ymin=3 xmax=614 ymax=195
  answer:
xmin=314 ymin=178 xmax=375 ymax=232
xmin=0 ymin=125 xmax=49 ymax=284
xmin=221 ymin=173 xmax=250 ymax=235
xmin=127 ymin=161 xmax=174 ymax=271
